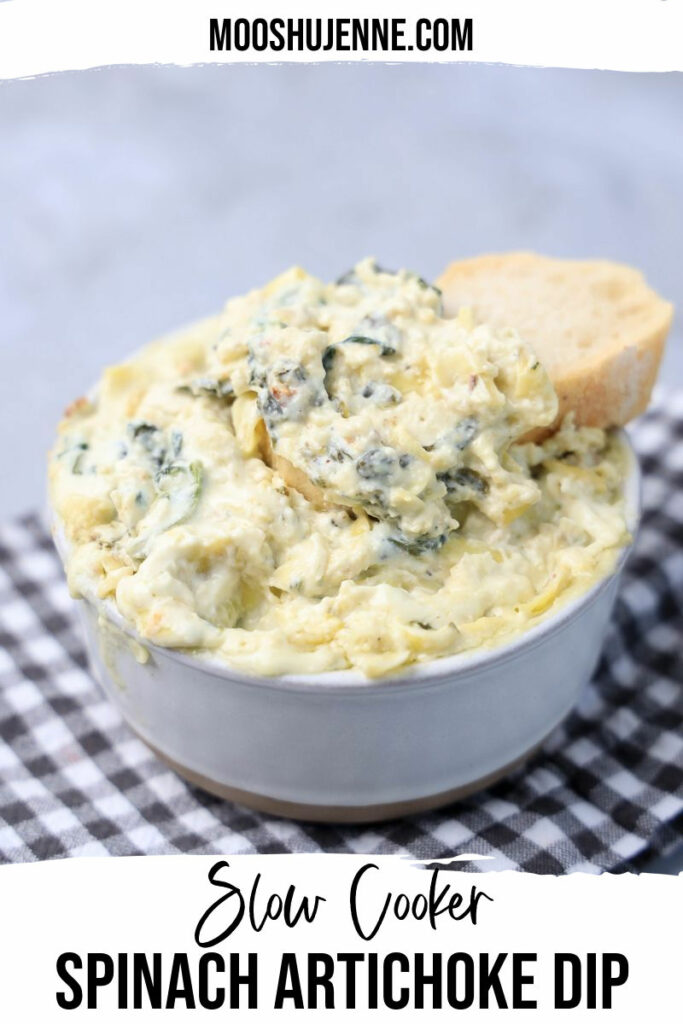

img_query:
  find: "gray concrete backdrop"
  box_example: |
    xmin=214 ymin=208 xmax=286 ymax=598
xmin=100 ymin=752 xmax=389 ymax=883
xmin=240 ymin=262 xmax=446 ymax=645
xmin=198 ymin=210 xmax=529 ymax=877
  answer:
xmin=1 ymin=63 xmax=682 ymax=517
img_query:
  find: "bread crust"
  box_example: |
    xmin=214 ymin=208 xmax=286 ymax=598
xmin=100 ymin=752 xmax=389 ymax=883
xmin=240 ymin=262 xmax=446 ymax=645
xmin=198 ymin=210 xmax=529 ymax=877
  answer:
xmin=437 ymin=252 xmax=673 ymax=432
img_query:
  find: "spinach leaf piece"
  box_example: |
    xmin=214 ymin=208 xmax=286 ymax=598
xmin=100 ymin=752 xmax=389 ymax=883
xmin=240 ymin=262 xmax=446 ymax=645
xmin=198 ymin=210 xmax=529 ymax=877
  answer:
xmin=177 ymin=377 xmax=234 ymax=399
xmin=341 ymin=335 xmax=396 ymax=357
xmin=438 ymin=466 xmax=489 ymax=497
xmin=155 ymin=460 xmax=204 ymax=526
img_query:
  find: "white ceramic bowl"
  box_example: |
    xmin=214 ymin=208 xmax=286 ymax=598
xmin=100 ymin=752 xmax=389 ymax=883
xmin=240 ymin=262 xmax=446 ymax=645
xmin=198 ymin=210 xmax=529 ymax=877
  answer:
xmin=52 ymin=431 xmax=640 ymax=823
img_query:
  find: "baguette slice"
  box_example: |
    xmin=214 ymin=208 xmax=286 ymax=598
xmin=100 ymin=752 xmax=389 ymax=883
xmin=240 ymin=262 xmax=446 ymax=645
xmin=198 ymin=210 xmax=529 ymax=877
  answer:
xmin=437 ymin=252 xmax=673 ymax=431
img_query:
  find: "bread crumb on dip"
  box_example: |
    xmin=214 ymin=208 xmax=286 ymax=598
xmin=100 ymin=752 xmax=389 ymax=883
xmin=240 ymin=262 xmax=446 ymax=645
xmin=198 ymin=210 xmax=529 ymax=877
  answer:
xmin=49 ymin=259 xmax=630 ymax=677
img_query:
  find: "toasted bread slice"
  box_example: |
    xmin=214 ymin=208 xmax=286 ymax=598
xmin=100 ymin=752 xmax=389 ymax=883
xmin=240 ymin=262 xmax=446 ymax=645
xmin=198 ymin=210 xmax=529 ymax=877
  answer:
xmin=437 ymin=252 xmax=673 ymax=432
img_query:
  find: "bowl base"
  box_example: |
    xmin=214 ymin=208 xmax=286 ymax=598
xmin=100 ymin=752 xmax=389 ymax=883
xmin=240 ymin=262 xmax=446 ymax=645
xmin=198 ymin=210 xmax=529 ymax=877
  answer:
xmin=142 ymin=736 xmax=548 ymax=824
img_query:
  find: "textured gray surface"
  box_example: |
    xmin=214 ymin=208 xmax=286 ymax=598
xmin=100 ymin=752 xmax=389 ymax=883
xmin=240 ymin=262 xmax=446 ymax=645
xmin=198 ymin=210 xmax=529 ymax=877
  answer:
xmin=0 ymin=63 xmax=681 ymax=872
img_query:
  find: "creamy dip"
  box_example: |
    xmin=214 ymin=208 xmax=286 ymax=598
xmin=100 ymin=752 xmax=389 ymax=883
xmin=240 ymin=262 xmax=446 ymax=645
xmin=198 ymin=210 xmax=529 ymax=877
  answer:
xmin=49 ymin=260 xmax=630 ymax=676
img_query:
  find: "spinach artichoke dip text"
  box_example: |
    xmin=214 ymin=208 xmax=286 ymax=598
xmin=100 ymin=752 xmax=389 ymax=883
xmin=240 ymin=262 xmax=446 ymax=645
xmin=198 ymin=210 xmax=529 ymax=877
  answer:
xmin=50 ymin=260 xmax=630 ymax=677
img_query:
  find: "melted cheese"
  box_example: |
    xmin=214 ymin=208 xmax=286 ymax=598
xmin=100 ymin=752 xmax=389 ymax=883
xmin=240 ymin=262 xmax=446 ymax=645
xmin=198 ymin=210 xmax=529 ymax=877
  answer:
xmin=49 ymin=260 xmax=630 ymax=677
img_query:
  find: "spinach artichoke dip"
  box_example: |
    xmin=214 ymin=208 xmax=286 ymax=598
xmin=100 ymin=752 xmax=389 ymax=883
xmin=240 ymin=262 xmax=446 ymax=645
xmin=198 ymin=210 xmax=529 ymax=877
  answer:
xmin=49 ymin=260 xmax=630 ymax=677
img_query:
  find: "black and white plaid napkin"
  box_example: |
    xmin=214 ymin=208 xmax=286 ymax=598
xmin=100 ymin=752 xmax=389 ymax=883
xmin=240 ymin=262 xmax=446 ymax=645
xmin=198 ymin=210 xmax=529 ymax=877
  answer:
xmin=1 ymin=393 xmax=681 ymax=872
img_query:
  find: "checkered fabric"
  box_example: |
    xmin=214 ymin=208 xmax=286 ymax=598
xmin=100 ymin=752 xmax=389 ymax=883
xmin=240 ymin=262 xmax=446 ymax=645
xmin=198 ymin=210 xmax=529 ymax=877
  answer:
xmin=1 ymin=394 xmax=681 ymax=872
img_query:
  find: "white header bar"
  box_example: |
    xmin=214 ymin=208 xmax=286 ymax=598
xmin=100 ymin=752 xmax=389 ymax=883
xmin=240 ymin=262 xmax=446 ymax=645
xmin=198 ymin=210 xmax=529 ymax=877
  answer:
xmin=0 ymin=0 xmax=681 ymax=79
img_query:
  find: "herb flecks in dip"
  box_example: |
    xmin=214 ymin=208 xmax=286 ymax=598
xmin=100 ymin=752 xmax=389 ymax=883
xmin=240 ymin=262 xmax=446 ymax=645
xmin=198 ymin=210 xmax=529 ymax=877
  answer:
xmin=50 ymin=260 xmax=630 ymax=676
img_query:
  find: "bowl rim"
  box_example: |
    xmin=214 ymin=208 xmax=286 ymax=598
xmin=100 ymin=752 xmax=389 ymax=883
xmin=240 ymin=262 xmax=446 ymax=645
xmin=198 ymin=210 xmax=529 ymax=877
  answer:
xmin=50 ymin=429 xmax=641 ymax=695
